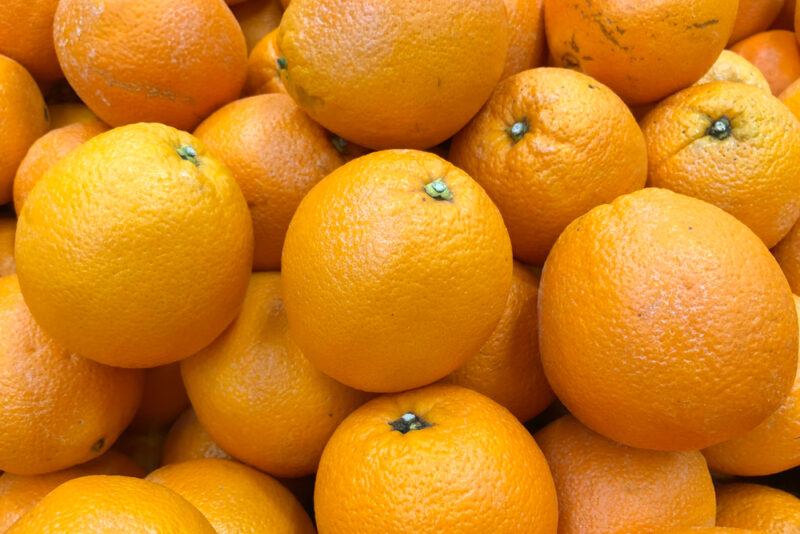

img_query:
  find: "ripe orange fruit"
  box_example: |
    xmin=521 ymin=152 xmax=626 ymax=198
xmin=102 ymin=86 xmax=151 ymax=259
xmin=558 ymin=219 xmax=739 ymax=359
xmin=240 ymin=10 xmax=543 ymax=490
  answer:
xmin=315 ymin=384 xmax=558 ymax=534
xmin=774 ymin=219 xmax=800 ymax=293
xmin=729 ymin=0 xmax=785 ymax=45
xmin=545 ymin=0 xmax=738 ymax=105
xmin=233 ymin=0 xmax=283 ymax=52
xmin=182 ymin=272 xmax=370 ymax=477
xmin=7 ymin=475 xmax=215 ymax=533
xmin=539 ymin=188 xmax=799 ymax=451
xmin=450 ymin=67 xmax=647 ymax=265
xmin=702 ymin=295 xmax=800 ymax=476
xmin=195 ymin=94 xmax=350 ymax=270
xmin=695 ymin=50 xmax=772 ymax=91
xmin=0 ymin=1 xmax=61 ymax=82
xmin=53 ymin=0 xmax=247 ymax=129
xmin=147 ymin=459 xmax=315 ymax=534
xmin=0 ymin=217 xmax=15 ymax=276
xmin=641 ymin=81 xmax=800 ymax=248
xmin=129 ymin=364 xmax=190 ymax=432
xmin=779 ymin=75 xmax=800 ymax=118
xmin=535 ymin=415 xmax=716 ymax=533
xmin=441 ymin=262 xmax=552 ymax=422
xmin=0 ymin=274 xmax=144 ymax=475
xmin=0 ymin=55 xmax=48 ymax=205
xmin=731 ymin=30 xmax=800 ymax=95
xmin=501 ymin=0 xmax=545 ymax=78
xmin=162 ymin=409 xmax=231 ymax=466
xmin=0 ymin=451 xmax=143 ymax=532
xmin=15 ymin=123 xmax=253 ymax=368
xmin=282 ymin=150 xmax=513 ymax=392
xmin=13 ymin=119 xmax=108 ymax=213
xmin=277 ymin=0 xmax=510 ymax=149
xmin=716 ymin=483 xmax=800 ymax=532
xmin=47 ymin=102 xmax=97 ymax=129
xmin=245 ymin=29 xmax=288 ymax=96
xmin=664 ymin=529 xmax=765 ymax=533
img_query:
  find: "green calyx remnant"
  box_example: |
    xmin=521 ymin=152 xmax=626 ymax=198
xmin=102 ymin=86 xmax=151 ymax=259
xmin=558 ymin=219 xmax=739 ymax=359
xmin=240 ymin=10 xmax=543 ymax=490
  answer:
xmin=424 ymin=179 xmax=453 ymax=201
xmin=507 ymin=119 xmax=529 ymax=143
xmin=177 ymin=145 xmax=200 ymax=166
xmin=389 ymin=412 xmax=432 ymax=434
xmin=707 ymin=116 xmax=732 ymax=140
xmin=331 ymin=135 xmax=348 ymax=154
xmin=277 ymin=56 xmax=288 ymax=70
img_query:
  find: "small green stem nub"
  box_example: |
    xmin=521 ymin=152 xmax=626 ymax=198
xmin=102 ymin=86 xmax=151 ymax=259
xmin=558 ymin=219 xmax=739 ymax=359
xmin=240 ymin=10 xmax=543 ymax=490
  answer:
xmin=424 ymin=179 xmax=453 ymax=201
xmin=331 ymin=135 xmax=348 ymax=154
xmin=507 ymin=119 xmax=529 ymax=143
xmin=177 ymin=145 xmax=200 ymax=166
xmin=277 ymin=56 xmax=288 ymax=70
xmin=389 ymin=412 xmax=432 ymax=434
xmin=707 ymin=116 xmax=732 ymax=140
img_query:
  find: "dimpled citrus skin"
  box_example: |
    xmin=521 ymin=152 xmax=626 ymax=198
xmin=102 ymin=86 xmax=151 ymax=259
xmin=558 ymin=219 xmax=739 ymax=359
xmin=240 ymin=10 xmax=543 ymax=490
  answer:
xmin=277 ymin=0 xmax=510 ymax=149
xmin=729 ymin=0 xmax=785 ymax=45
xmin=539 ymin=188 xmax=798 ymax=451
xmin=442 ymin=262 xmax=553 ymax=422
xmin=780 ymin=77 xmax=800 ymax=119
xmin=15 ymin=123 xmax=253 ymax=368
xmin=545 ymin=0 xmax=738 ymax=105
xmin=315 ymin=385 xmax=558 ymax=534
xmin=233 ymin=0 xmax=283 ymax=52
xmin=716 ymin=483 xmax=800 ymax=533
xmin=450 ymin=67 xmax=647 ymax=265
xmin=0 ymin=55 xmax=48 ymax=204
xmin=731 ymin=30 xmax=800 ymax=95
xmin=664 ymin=529 xmax=765 ymax=533
xmin=147 ymin=459 xmax=315 ymax=534
xmin=282 ymin=150 xmax=513 ymax=393
xmin=162 ymin=409 xmax=231 ymax=466
xmin=695 ymin=50 xmax=771 ymax=91
xmin=182 ymin=273 xmax=370 ymax=477
xmin=53 ymin=0 xmax=247 ymax=130
xmin=0 ymin=0 xmax=61 ymax=82
xmin=0 ymin=217 xmax=15 ymax=276
xmin=501 ymin=0 xmax=545 ymax=79
xmin=642 ymin=81 xmax=800 ymax=248
xmin=195 ymin=94 xmax=351 ymax=270
xmin=245 ymin=29 xmax=288 ymax=96
xmin=0 ymin=451 xmax=143 ymax=532
xmin=702 ymin=295 xmax=800 ymax=476
xmin=13 ymin=119 xmax=108 ymax=213
xmin=774 ymin=218 xmax=800 ymax=293
xmin=7 ymin=476 xmax=215 ymax=533
xmin=536 ymin=416 xmax=716 ymax=534
xmin=0 ymin=275 xmax=144 ymax=476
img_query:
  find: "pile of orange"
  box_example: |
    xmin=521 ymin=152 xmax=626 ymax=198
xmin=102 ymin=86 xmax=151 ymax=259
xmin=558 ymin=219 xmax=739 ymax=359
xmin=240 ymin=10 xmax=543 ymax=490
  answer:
xmin=1 ymin=0 xmax=800 ymax=532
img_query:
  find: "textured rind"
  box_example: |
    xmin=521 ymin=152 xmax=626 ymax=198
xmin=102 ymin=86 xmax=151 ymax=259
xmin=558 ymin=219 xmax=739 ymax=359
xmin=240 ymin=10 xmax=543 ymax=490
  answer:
xmin=715 ymin=483 xmax=800 ymax=532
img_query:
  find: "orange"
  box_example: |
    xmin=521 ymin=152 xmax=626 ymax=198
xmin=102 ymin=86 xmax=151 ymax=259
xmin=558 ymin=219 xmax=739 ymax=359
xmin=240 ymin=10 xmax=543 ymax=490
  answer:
xmin=545 ymin=0 xmax=738 ymax=105
xmin=245 ymin=29 xmax=288 ymax=96
xmin=0 ymin=0 xmax=61 ymax=82
xmin=450 ymin=67 xmax=647 ymax=265
xmin=53 ymin=0 xmax=247 ymax=130
xmin=7 ymin=475 xmax=215 ymax=533
xmin=0 ymin=217 xmax=14 ymax=276
xmin=774 ymin=218 xmax=800 ymax=293
xmin=0 ymin=55 xmax=48 ymax=205
xmin=277 ymin=0 xmax=510 ymax=149
xmin=716 ymin=483 xmax=800 ymax=532
xmin=147 ymin=459 xmax=315 ymax=534
xmin=641 ymin=81 xmax=800 ymax=248
xmin=539 ymin=188 xmax=798 ymax=451
xmin=695 ymin=50 xmax=772 ymax=91
xmin=195 ymin=94 xmax=350 ymax=270
xmin=47 ymin=102 xmax=97 ymax=129
xmin=13 ymin=119 xmax=108 ymax=213
xmin=282 ymin=150 xmax=512 ymax=392
xmin=129 ymin=364 xmax=190 ymax=432
xmin=182 ymin=272 xmax=370 ymax=477
xmin=731 ymin=30 xmax=800 ymax=95
xmin=233 ymin=0 xmax=283 ymax=52
xmin=501 ymin=0 xmax=545 ymax=79
xmin=702 ymin=295 xmax=800 ymax=476
xmin=315 ymin=384 xmax=558 ymax=534
xmin=664 ymin=529 xmax=765 ymax=533
xmin=0 ymin=451 xmax=143 ymax=532
xmin=779 ymin=75 xmax=800 ymax=117
xmin=0 ymin=274 xmax=144 ymax=475
xmin=441 ymin=262 xmax=552 ymax=422
xmin=162 ymin=409 xmax=231 ymax=466
xmin=535 ymin=415 xmax=716 ymax=533
xmin=729 ymin=0 xmax=785 ymax=45
xmin=112 ymin=428 xmax=166 ymax=475
xmin=15 ymin=123 xmax=253 ymax=368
